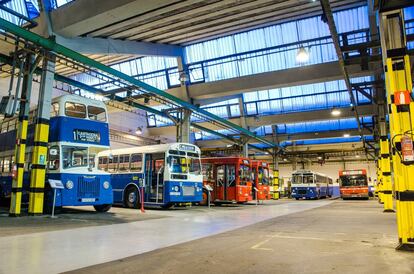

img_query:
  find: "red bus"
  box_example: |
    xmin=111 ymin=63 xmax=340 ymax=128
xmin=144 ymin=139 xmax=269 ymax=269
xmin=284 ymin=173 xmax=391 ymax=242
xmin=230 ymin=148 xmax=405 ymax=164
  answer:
xmin=201 ymin=157 xmax=253 ymax=204
xmin=339 ymin=169 xmax=369 ymax=199
xmin=251 ymin=160 xmax=271 ymax=200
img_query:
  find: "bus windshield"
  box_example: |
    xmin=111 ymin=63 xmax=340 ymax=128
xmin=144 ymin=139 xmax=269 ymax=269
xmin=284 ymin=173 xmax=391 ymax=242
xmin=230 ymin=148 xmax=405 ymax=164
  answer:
xmin=292 ymin=174 xmax=314 ymax=184
xmin=238 ymin=164 xmax=250 ymax=185
xmin=168 ymin=155 xmax=187 ymax=173
xmin=259 ymin=167 xmax=270 ymax=185
xmin=188 ymin=157 xmax=201 ymax=175
xmin=340 ymin=175 xmax=367 ymax=187
xmin=62 ymin=146 xmax=91 ymax=169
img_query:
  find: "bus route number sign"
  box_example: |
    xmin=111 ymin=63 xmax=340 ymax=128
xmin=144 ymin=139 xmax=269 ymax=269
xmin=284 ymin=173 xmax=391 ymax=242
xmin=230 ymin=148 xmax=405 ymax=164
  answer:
xmin=73 ymin=129 xmax=101 ymax=143
xmin=179 ymin=144 xmax=195 ymax=151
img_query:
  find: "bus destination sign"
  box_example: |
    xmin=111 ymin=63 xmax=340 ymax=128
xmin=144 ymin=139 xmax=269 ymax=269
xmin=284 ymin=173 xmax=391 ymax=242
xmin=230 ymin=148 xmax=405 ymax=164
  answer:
xmin=73 ymin=129 xmax=101 ymax=143
xmin=179 ymin=144 xmax=195 ymax=151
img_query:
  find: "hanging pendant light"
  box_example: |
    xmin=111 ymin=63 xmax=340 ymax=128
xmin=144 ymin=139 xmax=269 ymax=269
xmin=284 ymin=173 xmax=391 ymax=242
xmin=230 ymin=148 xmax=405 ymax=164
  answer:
xmin=296 ymin=46 xmax=309 ymax=63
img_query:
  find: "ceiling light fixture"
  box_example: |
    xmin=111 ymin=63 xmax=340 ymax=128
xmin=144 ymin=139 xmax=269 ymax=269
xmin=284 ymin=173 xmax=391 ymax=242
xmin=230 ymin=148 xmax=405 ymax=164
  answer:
xmin=343 ymin=133 xmax=350 ymax=138
xmin=331 ymin=108 xmax=341 ymax=116
xmin=296 ymin=46 xmax=310 ymax=63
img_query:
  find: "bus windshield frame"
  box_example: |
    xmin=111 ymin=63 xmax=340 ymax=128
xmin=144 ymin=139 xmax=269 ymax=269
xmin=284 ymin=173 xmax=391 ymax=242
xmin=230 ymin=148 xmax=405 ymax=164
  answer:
xmin=292 ymin=173 xmax=314 ymax=184
xmin=340 ymin=175 xmax=368 ymax=187
xmin=238 ymin=164 xmax=251 ymax=185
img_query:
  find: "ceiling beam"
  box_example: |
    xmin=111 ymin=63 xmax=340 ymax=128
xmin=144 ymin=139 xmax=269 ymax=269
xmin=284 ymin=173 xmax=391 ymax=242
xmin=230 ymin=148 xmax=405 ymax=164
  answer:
xmin=49 ymin=0 xmax=182 ymax=37
xmin=166 ymin=62 xmax=375 ymax=102
xmin=55 ymin=35 xmax=183 ymax=57
xmin=147 ymin=104 xmax=377 ymax=135
xmin=195 ymin=128 xmax=371 ymax=148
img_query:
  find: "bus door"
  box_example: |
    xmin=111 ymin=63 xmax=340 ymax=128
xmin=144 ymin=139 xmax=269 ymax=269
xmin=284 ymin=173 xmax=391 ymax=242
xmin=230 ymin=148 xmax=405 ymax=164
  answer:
xmin=216 ymin=165 xmax=236 ymax=201
xmin=144 ymin=153 xmax=165 ymax=203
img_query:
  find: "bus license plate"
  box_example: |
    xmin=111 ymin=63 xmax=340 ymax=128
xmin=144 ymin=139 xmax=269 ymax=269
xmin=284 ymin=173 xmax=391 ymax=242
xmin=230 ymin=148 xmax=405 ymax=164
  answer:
xmin=81 ymin=198 xmax=96 ymax=202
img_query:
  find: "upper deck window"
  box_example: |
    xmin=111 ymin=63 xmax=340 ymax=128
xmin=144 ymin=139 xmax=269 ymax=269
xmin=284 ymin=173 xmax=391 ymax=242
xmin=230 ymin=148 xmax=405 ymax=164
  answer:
xmin=50 ymin=103 xmax=59 ymax=117
xmin=65 ymin=102 xmax=86 ymax=118
xmin=88 ymin=106 xmax=107 ymax=122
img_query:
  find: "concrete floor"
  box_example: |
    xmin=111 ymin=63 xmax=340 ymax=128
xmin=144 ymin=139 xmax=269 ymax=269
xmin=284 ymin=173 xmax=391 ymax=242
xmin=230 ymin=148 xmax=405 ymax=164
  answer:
xmin=1 ymin=200 xmax=413 ymax=274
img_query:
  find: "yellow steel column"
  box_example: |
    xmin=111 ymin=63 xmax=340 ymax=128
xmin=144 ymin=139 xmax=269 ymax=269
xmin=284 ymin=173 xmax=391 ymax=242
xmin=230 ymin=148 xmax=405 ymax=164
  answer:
xmin=273 ymin=170 xmax=279 ymax=200
xmin=9 ymin=53 xmax=33 ymax=217
xmin=28 ymin=53 xmax=55 ymax=215
xmin=380 ymin=10 xmax=414 ymax=250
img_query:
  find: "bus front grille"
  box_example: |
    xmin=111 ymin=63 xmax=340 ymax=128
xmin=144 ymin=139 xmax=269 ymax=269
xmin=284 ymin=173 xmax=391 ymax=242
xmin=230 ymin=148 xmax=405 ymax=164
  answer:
xmin=77 ymin=177 xmax=100 ymax=198
xmin=298 ymin=189 xmax=307 ymax=195
xmin=182 ymin=186 xmax=195 ymax=196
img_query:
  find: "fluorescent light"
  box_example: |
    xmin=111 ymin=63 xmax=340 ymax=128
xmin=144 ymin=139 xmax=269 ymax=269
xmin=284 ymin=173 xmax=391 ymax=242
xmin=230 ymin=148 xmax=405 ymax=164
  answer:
xmin=331 ymin=109 xmax=341 ymax=116
xmin=317 ymin=156 xmax=323 ymax=160
xmin=296 ymin=46 xmax=309 ymax=63
xmin=226 ymin=144 xmax=232 ymax=148
xmin=343 ymin=133 xmax=350 ymax=138
xmin=283 ymin=158 xmax=288 ymax=162
xmin=355 ymin=155 xmax=361 ymax=158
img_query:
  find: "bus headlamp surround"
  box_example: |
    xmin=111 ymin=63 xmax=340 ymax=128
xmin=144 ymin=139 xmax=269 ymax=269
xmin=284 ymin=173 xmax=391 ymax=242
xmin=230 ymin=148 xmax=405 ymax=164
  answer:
xmin=103 ymin=181 xmax=110 ymax=189
xmin=66 ymin=180 xmax=74 ymax=189
xmin=173 ymin=186 xmax=180 ymax=192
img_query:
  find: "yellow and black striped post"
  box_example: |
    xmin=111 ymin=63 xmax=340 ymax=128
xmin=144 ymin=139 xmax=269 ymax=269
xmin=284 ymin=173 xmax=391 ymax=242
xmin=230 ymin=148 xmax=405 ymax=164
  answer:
xmin=28 ymin=53 xmax=55 ymax=215
xmin=376 ymin=162 xmax=383 ymax=203
xmin=378 ymin=101 xmax=394 ymax=212
xmin=9 ymin=54 xmax=33 ymax=217
xmin=273 ymin=170 xmax=280 ymax=200
xmin=380 ymin=10 xmax=414 ymax=250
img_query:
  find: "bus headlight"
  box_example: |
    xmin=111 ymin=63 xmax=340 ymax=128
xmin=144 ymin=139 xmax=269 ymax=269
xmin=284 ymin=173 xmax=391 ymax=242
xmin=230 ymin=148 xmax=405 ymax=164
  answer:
xmin=173 ymin=186 xmax=180 ymax=192
xmin=66 ymin=180 xmax=74 ymax=190
xmin=103 ymin=181 xmax=110 ymax=190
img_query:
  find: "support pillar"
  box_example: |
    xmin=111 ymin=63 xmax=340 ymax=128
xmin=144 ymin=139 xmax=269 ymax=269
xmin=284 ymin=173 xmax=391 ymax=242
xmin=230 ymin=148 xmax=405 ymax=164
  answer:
xmin=28 ymin=52 xmax=55 ymax=215
xmin=176 ymin=54 xmax=192 ymax=143
xmin=272 ymin=152 xmax=279 ymax=200
xmin=380 ymin=10 xmax=414 ymax=250
xmin=378 ymin=101 xmax=394 ymax=212
xmin=9 ymin=53 xmax=33 ymax=217
xmin=242 ymin=142 xmax=248 ymax=158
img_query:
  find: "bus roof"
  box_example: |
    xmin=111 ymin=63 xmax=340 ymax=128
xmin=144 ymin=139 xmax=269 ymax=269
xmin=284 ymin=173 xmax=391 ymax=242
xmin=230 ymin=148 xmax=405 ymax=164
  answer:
xmin=54 ymin=94 xmax=106 ymax=109
xmin=292 ymin=169 xmax=332 ymax=179
xmin=98 ymin=143 xmax=201 ymax=156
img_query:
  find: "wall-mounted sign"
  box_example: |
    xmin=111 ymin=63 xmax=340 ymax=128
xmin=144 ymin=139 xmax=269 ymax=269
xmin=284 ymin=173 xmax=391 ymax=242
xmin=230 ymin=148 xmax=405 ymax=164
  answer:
xmin=73 ymin=129 xmax=101 ymax=143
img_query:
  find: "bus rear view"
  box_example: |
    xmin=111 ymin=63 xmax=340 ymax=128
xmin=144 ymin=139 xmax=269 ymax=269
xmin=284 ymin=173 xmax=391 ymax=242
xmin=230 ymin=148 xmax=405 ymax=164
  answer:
xmin=339 ymin=169 xmax=369 ymax=200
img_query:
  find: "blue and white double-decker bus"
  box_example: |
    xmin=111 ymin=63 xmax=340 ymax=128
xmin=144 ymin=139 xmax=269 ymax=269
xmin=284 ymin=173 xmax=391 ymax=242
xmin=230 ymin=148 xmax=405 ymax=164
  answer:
xmin=0 ymin=94 xmax=113 ymax=212
xmin=291 ymin=170 xmax=332 ymax=200
xmin=97 ymin=143 xmax=203 ymax=208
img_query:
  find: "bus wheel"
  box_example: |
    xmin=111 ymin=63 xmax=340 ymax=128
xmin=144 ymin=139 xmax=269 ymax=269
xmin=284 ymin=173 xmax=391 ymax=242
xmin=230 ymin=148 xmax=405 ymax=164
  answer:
xmin=125 ymin=186 xmax=140 ymax=208
xmin=161 ymin=203 xmax=174 ymax=209
xmin=295 ymin=198 xmax=299 ymax=200
xmin=94 ymin=204 xmax=112 ymax=212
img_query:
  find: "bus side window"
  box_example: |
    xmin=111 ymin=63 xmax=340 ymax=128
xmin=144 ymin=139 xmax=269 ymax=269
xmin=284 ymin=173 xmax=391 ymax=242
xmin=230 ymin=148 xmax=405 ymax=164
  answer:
xmin=0 ymin=158 xmax=3 ymax=173
xmin=119 ymin=154 xmax=130 ymax=171
xmin=98 ymin=156 xmax=108 ymax=171
xmin=130 ymin=154 xmax=142 ymax=172
xmin=48 ymin=146 xmax=60 ymax=170
xmin=108 ymin=155 xmax=119 ymax=172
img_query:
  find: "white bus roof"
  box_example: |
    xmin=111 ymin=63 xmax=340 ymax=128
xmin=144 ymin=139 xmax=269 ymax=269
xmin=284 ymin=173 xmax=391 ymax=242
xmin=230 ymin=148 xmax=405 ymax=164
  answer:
xmin=98 ymin=143 xmax=201 ymax=156
xmin=292 ymin=169 xmax=332 ymax=179
xmin=53 ymin=94 xmax=106 ymax=109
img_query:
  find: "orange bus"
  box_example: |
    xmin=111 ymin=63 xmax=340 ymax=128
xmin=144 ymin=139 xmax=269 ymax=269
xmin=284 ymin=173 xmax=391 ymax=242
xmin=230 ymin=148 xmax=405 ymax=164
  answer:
xmin=251 ymin=160 xmax=271 ymax=200
xmin=339 ymin=169 xmax=369 ymax=199
xmin=201 ymin=157 xmax=253 ymax=204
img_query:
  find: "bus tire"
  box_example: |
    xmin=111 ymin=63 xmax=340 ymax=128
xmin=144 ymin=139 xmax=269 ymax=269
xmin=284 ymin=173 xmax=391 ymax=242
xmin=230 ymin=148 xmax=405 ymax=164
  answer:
xmin=124 ymin=185 xmax=140 ymax=209
xmin=94 ymin=204 xmax=112 ymax=212
xmin=161 ymin=203 xmax=174 ymax=209
xmin=295 ymin=198 xmax=299 ymax=200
